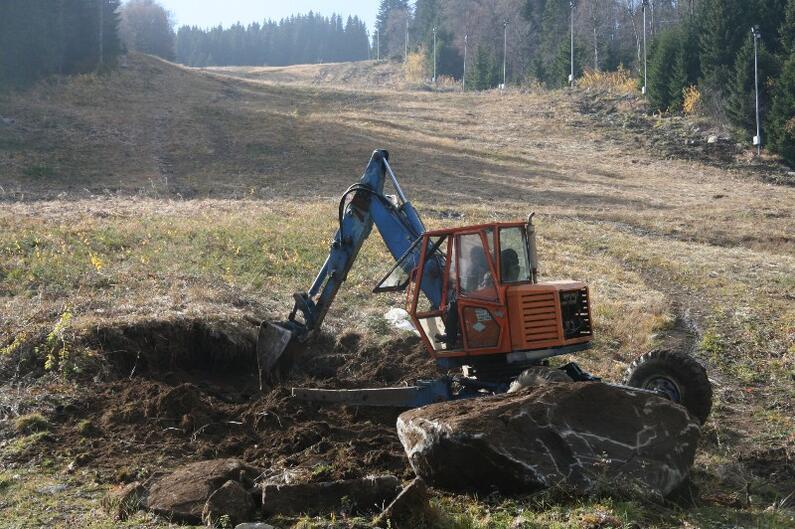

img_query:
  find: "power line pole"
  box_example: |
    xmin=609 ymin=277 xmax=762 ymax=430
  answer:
xmin=376 ymin=29 xmax=380 ymax=61
xmin=642 ymin=0 xmax=649 ymax=95
xmin=569 ymin=1 xmax=575 ymax=86
xmin=98 ymin=0 xmax=104 ymax=68
xmin=432 ymin=26 xmax=438 ymax=84
xmin=405 ymin=17 xmax=409 ymax=62
xmin=502 ymin=20 xmax=509 ymax=90
xmin=752 ymin=26 xmax=762 ymax=156
xmin=463 ymin=33 xmax=467 ymax=92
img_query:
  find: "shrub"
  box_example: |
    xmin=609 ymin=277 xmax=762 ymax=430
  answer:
xmin=404 ymin=50 xmax=427 ymax=84
xmin=579 ymin=66 xmax=637 ymax=94
xmin=682 ymin=86 xmax=702 ymax=114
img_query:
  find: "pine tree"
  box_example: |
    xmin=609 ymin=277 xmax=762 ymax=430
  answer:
xmin=468 ymin=45 xmax=499 ymax=90
xmin=768 ymin=52 xmax=795 ymax=166
xmin=782 ymin=0 xmax=795 ymax=54
xmin=698 ymin=0 xmax=751 ymax=91
xmin=727 ymin=36 xmax=780 ymax=131
xmin=376 ymin=0 xmax=409 ymax=58
xmin=647 ymin=27 xmax=681 ymax=111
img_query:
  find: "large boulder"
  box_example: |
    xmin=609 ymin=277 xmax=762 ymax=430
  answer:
xmin=397 ymin=382 xmax=700 ymax=497
xmin=145 ymin=459 xmax=261 ymax=523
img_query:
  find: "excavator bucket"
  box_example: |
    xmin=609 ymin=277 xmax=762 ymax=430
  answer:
xmin=256 ymin=322 xmax=293 ymax=389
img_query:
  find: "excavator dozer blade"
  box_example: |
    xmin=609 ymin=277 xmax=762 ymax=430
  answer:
xmin=256 ymin=322 xmax=293 ymax=389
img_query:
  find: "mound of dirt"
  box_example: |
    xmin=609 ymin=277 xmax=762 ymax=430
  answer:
xmin=10 ymin=317 xmax=438 ymax=487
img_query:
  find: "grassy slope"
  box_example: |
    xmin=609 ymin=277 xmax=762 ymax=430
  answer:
xmin=0 ymin=55 xmax=793 ymax=528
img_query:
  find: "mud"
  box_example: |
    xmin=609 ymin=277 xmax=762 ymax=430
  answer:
xmin=5 ymin=317 xmax=438 ymax=485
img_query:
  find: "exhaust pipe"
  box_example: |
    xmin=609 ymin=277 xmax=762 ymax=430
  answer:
xmin=527 ymin=213 xmax=539 ymax=284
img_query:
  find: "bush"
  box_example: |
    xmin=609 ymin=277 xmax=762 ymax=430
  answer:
xmin=404 ymin=50 xmax=427 ymax=83
xmin=683 ymin=86 xmax=702 ymax=114
xmin=579 ymin=66 xmax=637 ymax=94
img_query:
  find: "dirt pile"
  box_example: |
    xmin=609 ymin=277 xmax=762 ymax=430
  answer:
xmin=3 ymin=316 xmax=437 ymax=487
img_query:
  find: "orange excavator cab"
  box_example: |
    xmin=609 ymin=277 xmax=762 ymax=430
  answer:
xmin=399 ymin=217 xmax=593 ymax=381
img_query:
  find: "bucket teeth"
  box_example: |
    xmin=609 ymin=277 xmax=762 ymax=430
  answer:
xmin=256 ymin=322 xmax=293 ymax=389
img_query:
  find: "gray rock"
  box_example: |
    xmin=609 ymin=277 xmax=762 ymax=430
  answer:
xmin=397 ymin=382 xmax=700 ymax=497
xmin=707 ymin=135 xmax=718 ymax=144
xmin=235 ymin=525 xmax=278 ymax=529
xmin=202 ymin=480 xmax=256 ymax=527
xmin=373 ymin=477 xmax=430 ymax=528
xmin=261 ymin=475 xmax=400 ymax=516
xmin=145 ymin=459 xmax=261 ymax=523
xmin=102 ymin=481 xmax=146 ymax=521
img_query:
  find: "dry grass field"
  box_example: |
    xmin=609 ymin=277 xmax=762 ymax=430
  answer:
xmin=0 ymin=54 xmax=793 ymax=528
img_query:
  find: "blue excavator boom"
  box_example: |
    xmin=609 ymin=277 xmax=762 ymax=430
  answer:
xmin=256 ymin=150 xmax=442 ymax=383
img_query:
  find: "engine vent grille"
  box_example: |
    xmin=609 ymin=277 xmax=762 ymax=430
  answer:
xmin=560 ymin=288 xmax=592 ymax=340
xmin=519 ymin=291 xmax=561 ymax=344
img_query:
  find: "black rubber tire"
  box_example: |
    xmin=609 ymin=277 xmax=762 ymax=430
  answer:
xmin=623 ymin=349 xmax=712 ymax=425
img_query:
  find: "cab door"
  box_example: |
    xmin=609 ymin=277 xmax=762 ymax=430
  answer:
xmin=454 ymin=229 xmax=511 ymax=355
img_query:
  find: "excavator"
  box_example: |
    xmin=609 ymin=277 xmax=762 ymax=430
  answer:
xmin=257 ymin=150 xmax=712 ymax=424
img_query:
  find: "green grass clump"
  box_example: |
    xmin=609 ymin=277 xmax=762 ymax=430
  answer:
xmin=14 ymin=412 xmax=52 ymax=434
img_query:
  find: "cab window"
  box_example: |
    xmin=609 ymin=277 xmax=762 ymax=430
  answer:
xmin=499 ymin=227 xmax=531 ymax=283
xmin=457 ymin=233 xmax=497 ymax=301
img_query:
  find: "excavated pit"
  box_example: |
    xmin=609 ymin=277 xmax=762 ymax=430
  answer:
xmin=13 ymin=317 xmax=439 ymax=485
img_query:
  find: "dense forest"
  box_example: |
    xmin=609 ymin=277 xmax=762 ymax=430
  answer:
xmin=175 ymin=14 xmax=371 ymax=67
xmin=0 ymin=0 xmax=123 ymax=88
xmin=378 ymin=0 xmax=794 ymax=164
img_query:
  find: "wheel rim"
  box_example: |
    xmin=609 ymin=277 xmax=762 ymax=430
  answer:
xmin=643 ymin=376 xmax=682 ymax=402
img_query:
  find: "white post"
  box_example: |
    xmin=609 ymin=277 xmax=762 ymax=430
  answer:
xmin=752 ymin=26 xmax=762 ymax=155
xmin=377 ymin=30 xmax=380 ymax=61
xmin=570 ymin=1 xmax=575 ymax=86
xmin=433 ymin=26 xmax=438 ymax=84
xmin=502 ymin=20 xmax=508 ymax=90
xmin=463 ymin=33 xmax=467 ymax=91
xmin=405 ymin=17 xmax=409 ymax=62
xmin=642 ymin=0 xmax=648 ymax=95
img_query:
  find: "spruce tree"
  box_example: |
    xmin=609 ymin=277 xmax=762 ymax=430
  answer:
xmin=782 ymin=0 xmax=795 ymax=54
xmin=698 ymin=0 xmax=751 ymax=91
xmin=727 ymin=36 xmax=780 ymax=131
xmin=768 ymin=52 xmax=795 ymax=166
xmin=648 ymin=28 xmax=680 ymax=111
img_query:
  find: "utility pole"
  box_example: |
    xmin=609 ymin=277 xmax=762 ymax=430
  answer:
xmin=569 ymin=1 xmax=575 ymax=86
xmin=752 ymin=26 xmax=762 ymax=156
xmin=642 ymin=0 xmax=649 ymax=95
xmin=98 ymin=0 xmax=104 ymax=68
xmin=463 ymin=33 xmax=468 ymax=91
xmin=405 ymin=17 xmax=409 ymax=62
xmin=432 ymin=26 xmax=438 ymax=84
xmin=376 ymin=30 xmax=380 ymax=61
xmin=502 ymin=20 xmax=509 ymax=90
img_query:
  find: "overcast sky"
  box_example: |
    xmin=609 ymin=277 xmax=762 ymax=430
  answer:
xmin=157 ymin=0 xmax=378 ymax=32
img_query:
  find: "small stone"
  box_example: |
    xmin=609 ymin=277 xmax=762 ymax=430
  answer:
xmin=36 ymin=484 xmax=68 ymax=494
xmin=145 ymin=459 xmax=262 ymax=524
xmin=373 ymin=478 xmax=430 ymax=527
xmin=707 ymin=135 xmax=718 ymax=144
xmin=235 ymin=524 xmax=278 ymax=529
xmin=202 ymin=480 xmax=256 ymax=527
xmin=102 ymin=481 xmax=146 ymax=521
xmin=262 ymin=475 xmax=400 ymax=516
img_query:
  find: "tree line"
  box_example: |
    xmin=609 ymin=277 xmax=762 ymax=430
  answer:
xmin=0 ymin=0 xmax=123 ymax=88
xmin=377 ymin=0 xmax=795 ymax=164
xmin=175 ymin=13 xmax=371 ymax=67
